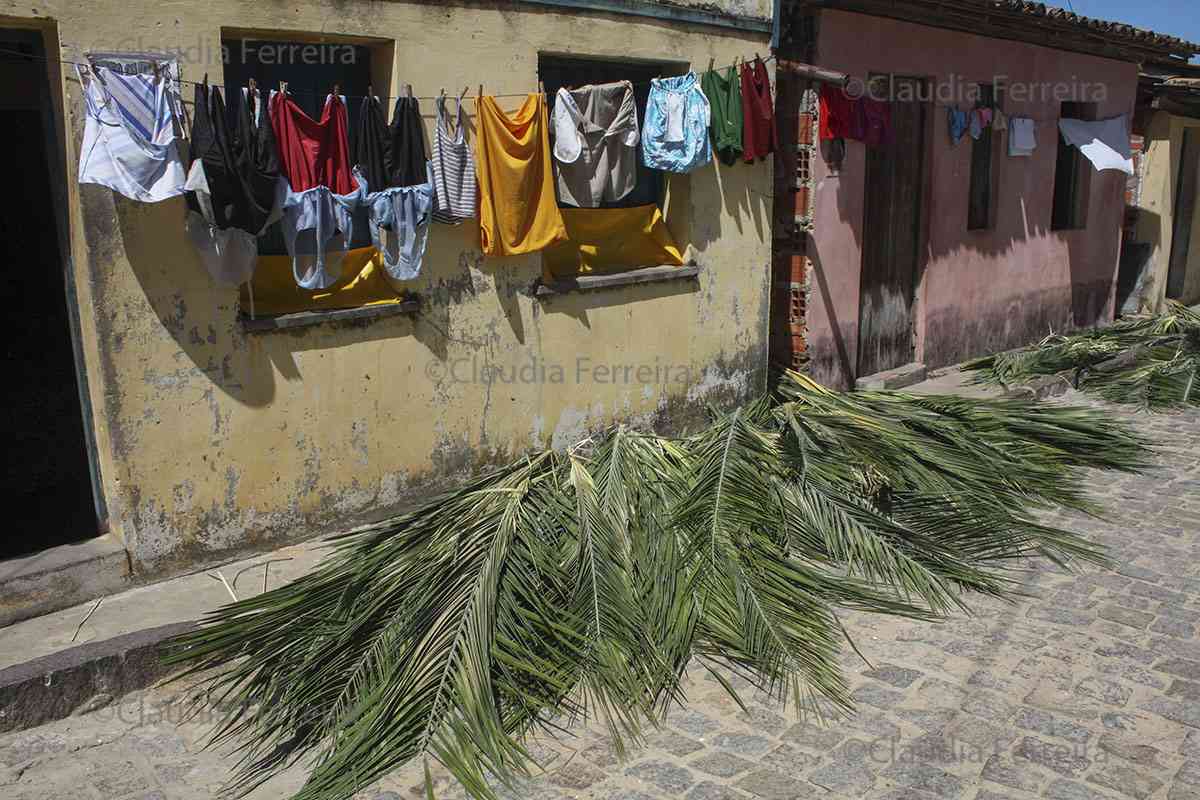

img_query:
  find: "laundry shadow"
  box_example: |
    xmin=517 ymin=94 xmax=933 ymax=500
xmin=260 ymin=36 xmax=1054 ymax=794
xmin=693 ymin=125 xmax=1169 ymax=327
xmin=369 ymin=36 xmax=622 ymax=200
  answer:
xmin=108 ymin=190 xmax=278 ymax=407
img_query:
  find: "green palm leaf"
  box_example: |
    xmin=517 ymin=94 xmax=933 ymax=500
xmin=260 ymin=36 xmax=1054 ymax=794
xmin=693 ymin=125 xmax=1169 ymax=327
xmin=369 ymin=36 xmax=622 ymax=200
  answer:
xmin=164 ymin=372 xmax=1148 ymax=800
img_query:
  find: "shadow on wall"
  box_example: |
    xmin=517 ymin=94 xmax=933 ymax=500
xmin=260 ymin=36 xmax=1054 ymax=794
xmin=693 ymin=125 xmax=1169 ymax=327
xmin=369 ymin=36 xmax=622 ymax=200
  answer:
xmin=686 ymin=149 xmax=772 ymax=251
xmin=804 ymin=235 xmax=855 ymax=389
xmin=111 ymin=188 xmax=547 ymax=408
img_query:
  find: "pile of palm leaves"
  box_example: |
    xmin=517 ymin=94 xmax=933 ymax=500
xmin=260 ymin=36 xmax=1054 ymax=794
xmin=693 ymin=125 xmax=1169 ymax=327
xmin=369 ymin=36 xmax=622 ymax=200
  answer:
xmin=965 ymin=301 xmax=1200 ymax=411
xmin=165 ymin=371 xmax=1149 ymax=800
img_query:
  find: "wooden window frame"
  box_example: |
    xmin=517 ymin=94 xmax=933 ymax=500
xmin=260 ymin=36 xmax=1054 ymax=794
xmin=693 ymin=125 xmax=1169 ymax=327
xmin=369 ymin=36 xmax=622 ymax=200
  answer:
xmin=1051 ymin=101 xmax=1096 ymax=231
xmin=967 ymin=84 xmax=997 ymax=231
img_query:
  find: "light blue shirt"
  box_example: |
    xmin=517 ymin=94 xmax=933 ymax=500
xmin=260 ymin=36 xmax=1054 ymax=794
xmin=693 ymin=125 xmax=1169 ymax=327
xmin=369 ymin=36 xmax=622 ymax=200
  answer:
xmin=641 ymin=73 xmax=712 ymax=174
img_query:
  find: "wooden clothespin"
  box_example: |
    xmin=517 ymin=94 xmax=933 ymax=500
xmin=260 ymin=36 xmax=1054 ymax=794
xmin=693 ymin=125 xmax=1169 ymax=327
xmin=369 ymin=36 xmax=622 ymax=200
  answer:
xmin=708 ymin=57 xmax=715 ymax=72
xmin=278 ymin=80 xmax=287 ymax=95
xmin=368 ymin=84 xmax=374 ymax=100
xmin=478 ymin=84 xmax=484 ymax=101
xmin=538 ymin=79 xmax=545 ymax=96
xmin=404 ymin=83 xmax=413 ymax=98
xmin=331 ymin=82 xmax=341 ymax=98
xmin=247 ymin=77 xmax=257 ymax=94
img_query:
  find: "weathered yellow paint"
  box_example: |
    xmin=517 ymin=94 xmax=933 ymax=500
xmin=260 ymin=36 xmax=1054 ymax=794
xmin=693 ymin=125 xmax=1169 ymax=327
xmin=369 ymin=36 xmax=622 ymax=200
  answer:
xmin=1134 ymin=109 xmax=1200 ymax=310
xmin=1 ymin=1 xmax=773 ymax=573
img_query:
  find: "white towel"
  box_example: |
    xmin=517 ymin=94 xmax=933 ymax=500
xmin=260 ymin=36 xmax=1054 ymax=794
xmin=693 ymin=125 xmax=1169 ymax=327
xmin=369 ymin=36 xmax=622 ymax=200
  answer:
xmin=1009 ymin=117 xmax=1036 ymax=157
xmin=1058 ymin=115 xmax=1134 ymax=175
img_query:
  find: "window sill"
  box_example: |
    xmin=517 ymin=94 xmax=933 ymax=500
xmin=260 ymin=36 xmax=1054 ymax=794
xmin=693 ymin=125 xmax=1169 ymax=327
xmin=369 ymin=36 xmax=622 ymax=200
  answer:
xmin=534 ymin=265 xmax=700 ymax=297
xmin=239 ymin=298 xmax=420 ymax=332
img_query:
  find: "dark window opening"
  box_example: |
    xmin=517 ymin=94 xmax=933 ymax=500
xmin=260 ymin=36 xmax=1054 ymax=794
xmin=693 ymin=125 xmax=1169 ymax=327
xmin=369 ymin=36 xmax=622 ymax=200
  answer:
xmin=537 ymin=55 xmax=669 ymax=209
xmin=967 ymin=85 xmax=995 ymax=231
xmin=1052 ymin=101 xmax=1095 ymax=231
xmin=221 ymin=37 xmax=377 ymax=254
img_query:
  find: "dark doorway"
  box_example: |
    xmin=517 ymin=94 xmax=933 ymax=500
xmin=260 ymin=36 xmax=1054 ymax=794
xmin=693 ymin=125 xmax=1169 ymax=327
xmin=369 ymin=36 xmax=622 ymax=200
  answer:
xmin=1166 ymin=127 xmax=1200 ymax=301
xmin=0 ymin=30 xmax=99 ymax=559
xmin=857 ymin=76 xmax=926 ymax=378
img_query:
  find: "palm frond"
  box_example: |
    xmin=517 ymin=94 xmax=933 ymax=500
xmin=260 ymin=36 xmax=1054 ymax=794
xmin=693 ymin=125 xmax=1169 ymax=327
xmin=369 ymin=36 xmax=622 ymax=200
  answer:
xmin=164 ymin=371 xmax=1149 ymax=800
xmin=965 ymin=301 xmax=1200 ymax=410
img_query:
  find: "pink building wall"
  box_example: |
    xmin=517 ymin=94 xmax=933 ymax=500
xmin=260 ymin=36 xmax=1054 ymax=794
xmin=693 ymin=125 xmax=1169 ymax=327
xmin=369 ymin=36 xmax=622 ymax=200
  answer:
xmin=805 ymin=9 xmax=1138 ymax=388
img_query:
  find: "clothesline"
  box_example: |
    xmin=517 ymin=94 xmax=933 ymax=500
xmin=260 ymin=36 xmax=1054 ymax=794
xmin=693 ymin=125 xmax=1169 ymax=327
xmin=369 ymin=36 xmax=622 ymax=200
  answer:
xmin=0 ymin=45 xmax=775 ymax=103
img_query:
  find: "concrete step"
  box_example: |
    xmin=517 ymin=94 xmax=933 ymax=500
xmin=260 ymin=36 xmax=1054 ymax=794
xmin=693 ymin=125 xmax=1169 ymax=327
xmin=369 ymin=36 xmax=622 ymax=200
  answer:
xmin=0 ymin=535 xmax=131 ymax=628
xmin=0 ymin=539 xmax=327 ymax=733
xmin=855 ymin=361 xmax=928 ymax=391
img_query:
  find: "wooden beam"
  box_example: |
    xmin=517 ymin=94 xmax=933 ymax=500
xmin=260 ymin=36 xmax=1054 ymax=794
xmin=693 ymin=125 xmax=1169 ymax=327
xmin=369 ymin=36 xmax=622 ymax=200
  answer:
xmin=776 ymin=58 xmax=848 ymax=87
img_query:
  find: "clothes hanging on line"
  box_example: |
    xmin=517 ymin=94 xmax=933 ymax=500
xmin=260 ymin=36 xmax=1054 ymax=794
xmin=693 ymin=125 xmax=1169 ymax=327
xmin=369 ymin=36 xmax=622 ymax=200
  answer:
xmin=701 ymin=65 xmax=743 ymax=166
xmin=232 ymin=87 xmax=281 ymax=236
xmin=366 ymin=162 xmax=435 ymax=281
xmin=967 ymin=108 xmax=993 ymax=141
xmin=188 ymin=80 xmax=280 ymax=235
xmin=740 ymin=57 xmax=776 ymax=162
xmin=76 ymin=55 xmax=187 ymax=202
xmin=551 ymin=81 xmax=640 ymax=208
xmin=277 ymin=167 xmax=369 ymax=290
xmin=183 ymin=175 xmax=258 ymax=287
xmin=642 ymin=73 xmax=711 ymax=173
xmin=388 ymin=95 xmax=428 ymax=188
xmin=270 ymin=91 xmax=357 ymax=194
xmin=1058 ymin=115 xmax=1134 ymax=175
xmin=1009 ymin=116 xmax=1036 ymax=156
xmin=185 ymin=80 xmax=256 ymax=286
xmin=818 ymin=83 xmax=856 ymax=141
xmin=948 ymin=108 xmax=969 ymax=146
xmin=354 ymin=95 xmax=393 ymax=192
xmin=431 ymin=94 xmax=477 ymax=224
xmin=475 ymin=93 xmax=567 ymax=257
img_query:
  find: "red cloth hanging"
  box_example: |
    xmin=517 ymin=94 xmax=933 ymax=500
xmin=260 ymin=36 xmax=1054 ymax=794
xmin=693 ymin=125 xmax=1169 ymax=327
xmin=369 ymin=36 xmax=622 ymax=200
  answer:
xmin=740 ymin=57 xmax=777 ymax=162
xmin=269 ymin=92 xmax=356 ymax=194
xmin=819 ymin=84 xmax=857 ymax=140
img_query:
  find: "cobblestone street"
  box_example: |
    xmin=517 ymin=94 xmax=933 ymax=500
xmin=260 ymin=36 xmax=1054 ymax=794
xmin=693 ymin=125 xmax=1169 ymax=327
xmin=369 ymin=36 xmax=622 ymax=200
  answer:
xmin=3 ymin=393 xmax=1199 ymax=800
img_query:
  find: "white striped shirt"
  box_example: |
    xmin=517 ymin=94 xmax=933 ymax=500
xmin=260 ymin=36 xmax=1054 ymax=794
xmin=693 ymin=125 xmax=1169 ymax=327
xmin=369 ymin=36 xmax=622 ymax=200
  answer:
xmin=431 ymin=95 xmax=477 ymax=223
xmin=76 ymin=57 xmax=186 ymax=203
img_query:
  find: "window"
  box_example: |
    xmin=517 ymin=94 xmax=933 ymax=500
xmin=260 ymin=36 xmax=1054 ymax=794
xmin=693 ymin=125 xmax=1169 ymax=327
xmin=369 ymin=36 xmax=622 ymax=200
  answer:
xmin=535 ymin=55 xmax=691 ymax=284
xmin=967 ymin=84 xmax=995 ymax=231
xmin=223 ymin=36 xmax=377 ymax=256
xmin=537 ymin=55 xmax=668 ymax=209
xmin=1052 ymin=101 xmax=1095 ymax=231
xmin=220 ymin=34 xmax=405 ymax=324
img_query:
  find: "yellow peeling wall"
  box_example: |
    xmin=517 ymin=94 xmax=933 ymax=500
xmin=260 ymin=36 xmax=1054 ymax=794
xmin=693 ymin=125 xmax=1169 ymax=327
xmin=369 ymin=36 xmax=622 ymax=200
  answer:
xmin=0 ymin=1 xmax=773 ymax=573
xmin=1134 ymin=110 xmax=1200 ymax=310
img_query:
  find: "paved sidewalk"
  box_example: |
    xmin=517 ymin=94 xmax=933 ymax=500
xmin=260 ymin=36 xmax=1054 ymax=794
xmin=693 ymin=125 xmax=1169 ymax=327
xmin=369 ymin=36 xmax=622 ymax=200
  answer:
xmin=2 ymin=390 xmax=1200 ymax=800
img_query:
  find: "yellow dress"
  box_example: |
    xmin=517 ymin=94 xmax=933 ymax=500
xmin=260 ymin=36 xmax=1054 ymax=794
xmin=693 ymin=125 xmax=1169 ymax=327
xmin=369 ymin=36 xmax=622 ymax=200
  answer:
xmin=475 ymin=94 xmax=567 ymax=257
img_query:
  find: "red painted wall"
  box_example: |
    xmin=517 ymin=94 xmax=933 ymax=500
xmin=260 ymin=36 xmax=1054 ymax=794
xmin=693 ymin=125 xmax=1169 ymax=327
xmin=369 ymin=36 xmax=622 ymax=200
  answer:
xmin=805 ymin=9 xmax=1138 ymax=388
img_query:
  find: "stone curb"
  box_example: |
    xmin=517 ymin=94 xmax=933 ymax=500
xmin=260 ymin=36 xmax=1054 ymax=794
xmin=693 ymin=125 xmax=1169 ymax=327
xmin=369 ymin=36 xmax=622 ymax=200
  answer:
xmin=0 ymin=620 xmax=196 ymax=734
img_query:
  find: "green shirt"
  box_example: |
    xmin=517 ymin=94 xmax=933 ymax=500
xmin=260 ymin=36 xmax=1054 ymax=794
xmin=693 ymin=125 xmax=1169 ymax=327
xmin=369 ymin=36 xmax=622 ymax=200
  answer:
xmin=701 ymin=66 xmax=744 ymax=166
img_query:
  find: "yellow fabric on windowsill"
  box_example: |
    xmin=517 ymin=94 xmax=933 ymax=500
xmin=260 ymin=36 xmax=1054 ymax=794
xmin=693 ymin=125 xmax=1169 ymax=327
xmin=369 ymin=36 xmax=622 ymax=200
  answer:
xmin=542 ymin=205 xmax=684 ymax=281
xmin=239 ymin=247 xmax=405 ymax=318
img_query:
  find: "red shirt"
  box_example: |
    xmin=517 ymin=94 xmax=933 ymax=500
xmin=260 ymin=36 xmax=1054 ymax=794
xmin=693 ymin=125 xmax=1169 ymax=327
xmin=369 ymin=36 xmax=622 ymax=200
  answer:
xmin=740 ymin=58 xmax=777 ymax=162
xmin=269 ymin=92 xmax=356 ymax=194
xmin=819 ymin=84 xmax=857 ymax=140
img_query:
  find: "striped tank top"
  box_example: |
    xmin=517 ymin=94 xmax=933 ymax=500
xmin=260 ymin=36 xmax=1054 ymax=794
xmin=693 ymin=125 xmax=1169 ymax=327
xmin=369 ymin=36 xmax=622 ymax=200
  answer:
xmin=432 ymin=95 xmax=477 ymax=223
